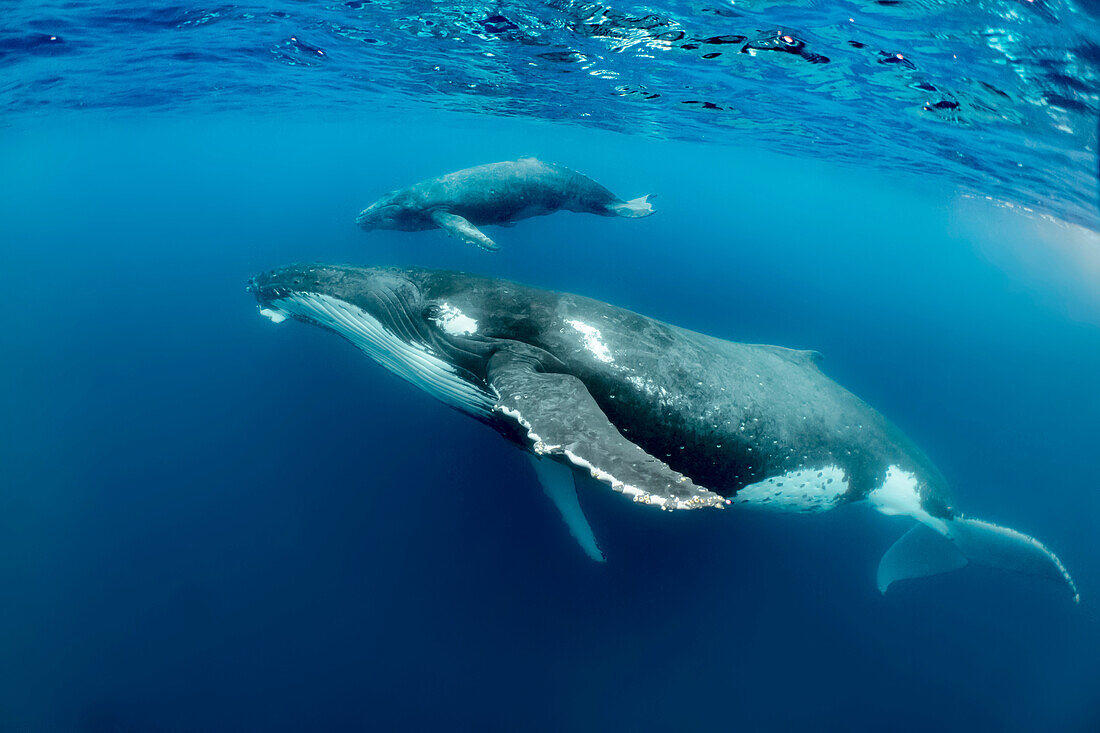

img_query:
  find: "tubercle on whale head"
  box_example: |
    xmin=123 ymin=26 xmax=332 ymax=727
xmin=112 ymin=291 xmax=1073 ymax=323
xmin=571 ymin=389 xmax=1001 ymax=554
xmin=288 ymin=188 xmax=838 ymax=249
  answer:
xmin=249 ymin=264 xmax=418 ymax=312
xmin=354 ymin=201 xmax=385 ymax=230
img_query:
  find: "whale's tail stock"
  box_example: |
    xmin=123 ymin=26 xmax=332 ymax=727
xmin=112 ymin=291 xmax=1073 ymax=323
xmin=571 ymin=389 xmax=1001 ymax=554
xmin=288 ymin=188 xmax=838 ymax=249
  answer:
xmin=608 ymin=194 xmax=655 ymax=218
xmin=877 ymin=515 xmax=1080 ymax=602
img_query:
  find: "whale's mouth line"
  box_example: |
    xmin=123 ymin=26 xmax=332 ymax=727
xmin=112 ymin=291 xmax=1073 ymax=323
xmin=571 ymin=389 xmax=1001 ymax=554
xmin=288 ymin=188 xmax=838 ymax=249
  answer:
xmin=256 ymin=290 xmax=495 ymax=417
xmin=247 ymin=277 xmax=311 ymax=307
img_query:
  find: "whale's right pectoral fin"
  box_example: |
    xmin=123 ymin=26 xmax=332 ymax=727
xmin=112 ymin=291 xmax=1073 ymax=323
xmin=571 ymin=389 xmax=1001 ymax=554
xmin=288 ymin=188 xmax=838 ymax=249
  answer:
xmin=430 ymin=210 xmax=500 ymax=252
xmin=488 ymin=351 xmax=725 ymax=511
xmin=529 ymin=455 xmax=605 ymax=562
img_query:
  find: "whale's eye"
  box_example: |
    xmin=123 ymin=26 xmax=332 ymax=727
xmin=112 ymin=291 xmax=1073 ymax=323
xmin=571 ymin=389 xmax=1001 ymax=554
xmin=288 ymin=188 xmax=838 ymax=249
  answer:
xmin=423 ymin=304 xmax=442 ymax=321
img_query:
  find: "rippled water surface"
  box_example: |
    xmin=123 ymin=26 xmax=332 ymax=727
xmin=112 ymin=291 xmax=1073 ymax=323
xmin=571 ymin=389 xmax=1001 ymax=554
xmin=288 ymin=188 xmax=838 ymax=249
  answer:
xmin=3 ymin=0 xmax=1099 ymax=228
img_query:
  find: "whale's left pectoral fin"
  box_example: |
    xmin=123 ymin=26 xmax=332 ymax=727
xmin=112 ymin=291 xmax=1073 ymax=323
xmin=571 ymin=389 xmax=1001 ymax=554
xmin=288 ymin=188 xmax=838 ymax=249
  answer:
xmin=488 ymin=351 xmax=724 ymax=511
xmin=431 ymin=210 xmax=500 ymax=252
xmin=529 ymin=455 xmax=605 ymax=562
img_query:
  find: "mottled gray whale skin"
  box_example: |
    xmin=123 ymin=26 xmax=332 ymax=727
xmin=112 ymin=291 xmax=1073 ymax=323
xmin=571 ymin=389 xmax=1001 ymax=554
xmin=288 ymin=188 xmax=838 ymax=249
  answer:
xmin=355 ymin=158 xmax=653 ymax=251
xmin=250 ymin=264 xmax=1077 ymax=600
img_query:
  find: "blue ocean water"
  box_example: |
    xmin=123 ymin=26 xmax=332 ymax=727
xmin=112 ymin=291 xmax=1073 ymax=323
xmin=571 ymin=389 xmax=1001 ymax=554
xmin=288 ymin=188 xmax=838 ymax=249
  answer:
xmin=2 ymin=2 xmax=1100 ymax=732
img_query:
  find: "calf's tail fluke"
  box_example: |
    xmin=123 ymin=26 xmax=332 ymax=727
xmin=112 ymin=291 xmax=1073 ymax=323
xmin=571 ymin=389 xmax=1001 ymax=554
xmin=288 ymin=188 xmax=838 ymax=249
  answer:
xmin=609 ymin=194 xmax=655 ymax=218
xmin=878 ymin=516 xmax=1079 ymax=602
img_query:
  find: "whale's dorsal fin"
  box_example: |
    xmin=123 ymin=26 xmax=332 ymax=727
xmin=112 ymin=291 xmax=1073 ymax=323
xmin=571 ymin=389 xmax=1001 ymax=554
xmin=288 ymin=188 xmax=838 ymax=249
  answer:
xmin=761 ymin=345 xmax=822 ymax=368
xmin=488 ymin=351 xmax=725 ymax=511
xmin=430 ymin=210 xmax=500 ymax=252
xmin=529 ymin=455 xmax=605 ymax=562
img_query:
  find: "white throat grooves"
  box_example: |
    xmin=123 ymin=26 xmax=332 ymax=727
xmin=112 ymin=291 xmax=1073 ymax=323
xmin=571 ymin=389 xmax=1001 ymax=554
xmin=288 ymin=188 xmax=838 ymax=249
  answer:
xmin=268 ymin=293 xmax=493 ymax=416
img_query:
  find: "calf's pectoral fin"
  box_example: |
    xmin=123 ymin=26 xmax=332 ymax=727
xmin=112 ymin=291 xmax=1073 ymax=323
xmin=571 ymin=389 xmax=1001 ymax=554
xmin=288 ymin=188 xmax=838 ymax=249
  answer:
xmin=488 ymin=350 xmax=724 ymax=511
xmin=529 ymin=455 xmax=605 ymax=562
xmin=878 ymin=516 xmax=1079 ymax=601
xmin=430 ymin=210 xmax=500 ymax=251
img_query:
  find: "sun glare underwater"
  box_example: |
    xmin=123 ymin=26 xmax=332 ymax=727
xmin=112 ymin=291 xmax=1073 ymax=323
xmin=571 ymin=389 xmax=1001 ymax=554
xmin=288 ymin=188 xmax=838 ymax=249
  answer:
xmin=2 ymin=0 xmax=1100 ymax=731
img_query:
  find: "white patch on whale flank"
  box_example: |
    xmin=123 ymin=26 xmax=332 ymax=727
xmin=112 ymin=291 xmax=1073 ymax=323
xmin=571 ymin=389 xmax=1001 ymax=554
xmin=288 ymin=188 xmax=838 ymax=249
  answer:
xmin=732 ymin=465 xmax=849 ymax=512
xmin=867 ymin=465 xmax=948 ymax=534
xmin=625 ymin=374 xmax=673 ymax=405
xmin=565 ymin=319 xmax=613 ymax=364
xmin=269 ymin=293 xmax=493 ymax=417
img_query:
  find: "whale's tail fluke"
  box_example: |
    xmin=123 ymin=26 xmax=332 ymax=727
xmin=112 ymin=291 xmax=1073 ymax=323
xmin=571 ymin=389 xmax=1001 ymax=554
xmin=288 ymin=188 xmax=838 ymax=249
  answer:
xmin=609 ymin=194 xmax=655 ymax=218
xmin=878 ymin=516 xmax=1079 ymax=602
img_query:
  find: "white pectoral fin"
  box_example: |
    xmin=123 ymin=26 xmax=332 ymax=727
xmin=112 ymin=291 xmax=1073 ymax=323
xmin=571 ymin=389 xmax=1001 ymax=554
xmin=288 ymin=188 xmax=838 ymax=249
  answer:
xmin=430 ymin=210 xmax=500 ymax=251
xmin=529 ymin=455 xmax=605 ymax=562
xmin=877 ymin=516 xmax=1079 ymax=601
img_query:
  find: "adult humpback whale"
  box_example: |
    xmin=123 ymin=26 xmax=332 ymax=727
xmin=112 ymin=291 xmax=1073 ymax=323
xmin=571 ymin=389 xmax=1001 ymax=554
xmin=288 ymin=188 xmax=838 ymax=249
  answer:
xmin=249 ymin=264 xmax=1078 ymax=600
xmin=355 ymin=158 xmax=654 ymax=251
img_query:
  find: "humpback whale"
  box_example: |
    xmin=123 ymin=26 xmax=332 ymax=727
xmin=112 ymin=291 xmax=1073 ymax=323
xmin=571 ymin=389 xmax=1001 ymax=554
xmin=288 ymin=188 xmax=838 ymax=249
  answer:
xmin=355 ymin=158 xmax=654 ymax=251
xmin=249 ymin=264 xmax=1078 ymax=600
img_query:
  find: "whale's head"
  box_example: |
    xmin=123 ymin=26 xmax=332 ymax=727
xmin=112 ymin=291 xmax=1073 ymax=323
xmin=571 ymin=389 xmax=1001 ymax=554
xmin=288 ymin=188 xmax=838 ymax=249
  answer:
xmin=249 ymin=264 xmax=499 ymax=416
xmin=355 ymin=191 xmax=425 ymax=232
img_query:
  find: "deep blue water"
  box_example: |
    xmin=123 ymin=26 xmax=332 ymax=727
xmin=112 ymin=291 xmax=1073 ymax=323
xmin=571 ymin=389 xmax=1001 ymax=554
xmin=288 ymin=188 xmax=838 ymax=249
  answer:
xmin=3 ymin=1 xmax=1100 ymax=731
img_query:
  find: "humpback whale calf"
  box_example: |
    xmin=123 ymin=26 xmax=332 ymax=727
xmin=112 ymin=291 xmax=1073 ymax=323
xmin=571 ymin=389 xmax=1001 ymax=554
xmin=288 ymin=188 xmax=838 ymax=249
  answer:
xmin=250 ymin=264 xmax=1078 ymax=600
xmin=355 ymin=158 xmax=654 ymax=251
